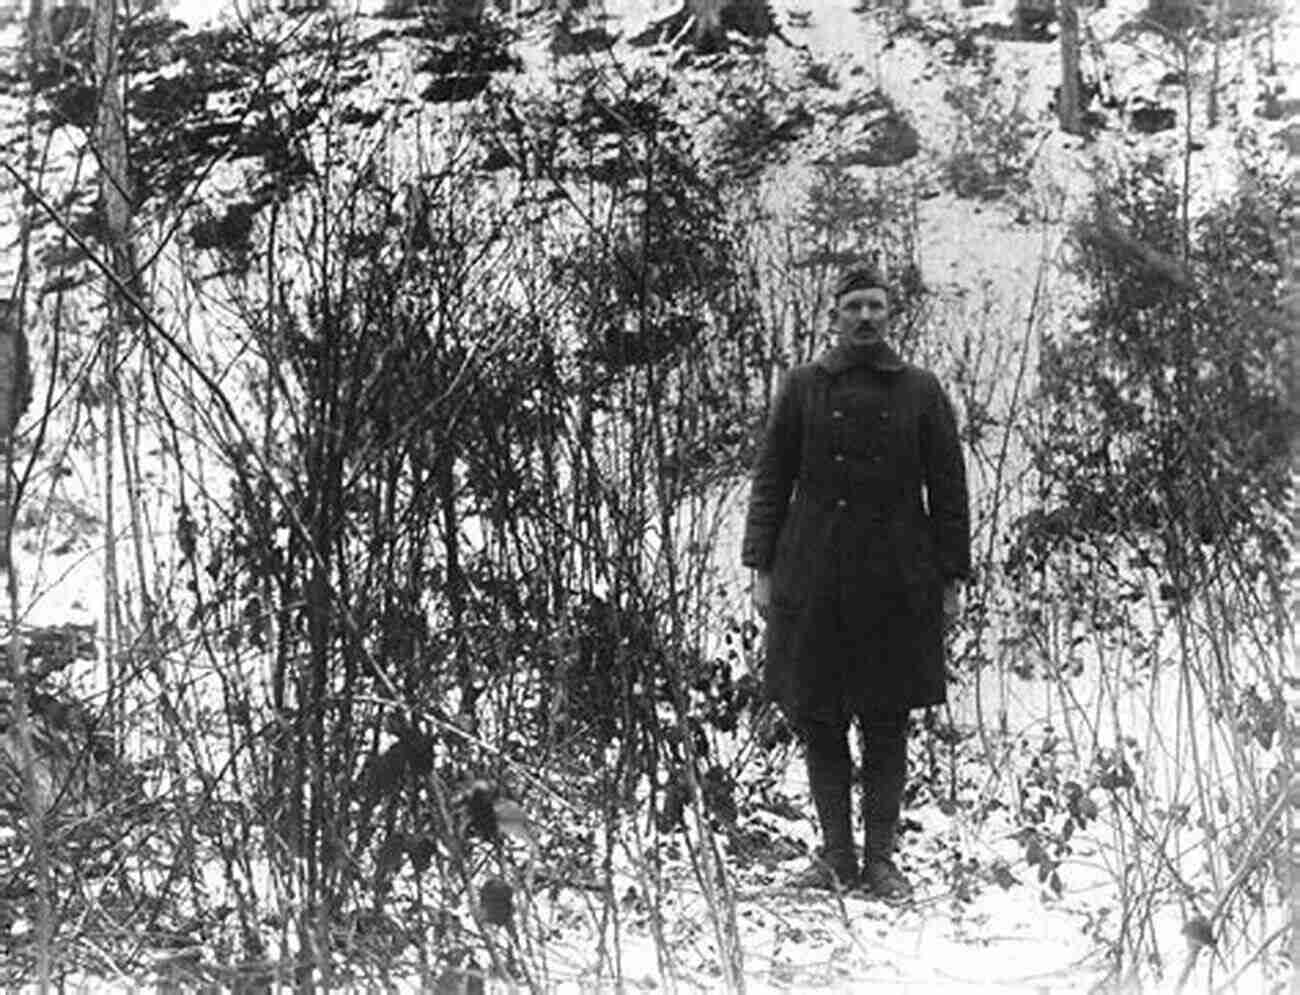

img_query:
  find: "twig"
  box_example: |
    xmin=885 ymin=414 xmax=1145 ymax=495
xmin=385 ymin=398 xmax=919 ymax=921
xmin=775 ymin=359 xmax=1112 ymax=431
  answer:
xmin=1173 ymin=786 xmax=1290 ymax=993
xmin=1209 ymin=921 xmax=1290 ymax=995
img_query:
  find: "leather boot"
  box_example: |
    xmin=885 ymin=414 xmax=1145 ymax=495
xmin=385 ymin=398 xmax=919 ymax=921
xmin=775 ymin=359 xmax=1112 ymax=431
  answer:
xmin=790 ymin=720 xmax=858 ymax=890
xmin=788 ymin=783 xmax=857 ymax=890
xmin=859 ymin=710 xmax=912 ymax=900
xmin=861 ymin=821 xmax=911 ymax=900
xmin=862 ymin=857 xmax=912 ymax=900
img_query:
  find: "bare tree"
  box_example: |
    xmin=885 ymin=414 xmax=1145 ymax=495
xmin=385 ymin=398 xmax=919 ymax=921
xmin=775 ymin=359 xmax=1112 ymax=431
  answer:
xmin=1058 ymin=0 xmax=1083 ymax=133
xmin=0 ymin=299 xmax=43 ymax=991
xmin=7 ymin=2 xmax=49 ymax=986
xmin=91 ymin=0 xmax=133 ymax=736
xmin=1206 ymin=0 xmax=1224 ymax=126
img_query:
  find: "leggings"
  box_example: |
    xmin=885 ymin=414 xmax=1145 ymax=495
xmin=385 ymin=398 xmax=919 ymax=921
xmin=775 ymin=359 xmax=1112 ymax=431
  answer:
xmin=797 ymin=708 xmax=909 ymax=839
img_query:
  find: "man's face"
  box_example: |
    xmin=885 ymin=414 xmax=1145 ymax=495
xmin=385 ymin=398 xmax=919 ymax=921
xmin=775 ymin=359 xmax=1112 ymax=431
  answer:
xmin=834 ymin=287 xmax=889 ymax=341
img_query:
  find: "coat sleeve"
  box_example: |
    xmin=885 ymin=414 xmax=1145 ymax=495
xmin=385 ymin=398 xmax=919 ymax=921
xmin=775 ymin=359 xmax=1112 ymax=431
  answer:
xmin=740 ymin=367 xmax=803 ymax=571
xmin=921 ymin=372 xmax=971 ymax=582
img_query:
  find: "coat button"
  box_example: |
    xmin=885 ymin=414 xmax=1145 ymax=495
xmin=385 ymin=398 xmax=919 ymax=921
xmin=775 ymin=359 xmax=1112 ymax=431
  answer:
xmin=836 ymin=498 xmax=847 ymax=509
xmin=832 ymin=409 xmax=843 ymax=419
xmin=834 ymin=453 xmax=845 ymax=463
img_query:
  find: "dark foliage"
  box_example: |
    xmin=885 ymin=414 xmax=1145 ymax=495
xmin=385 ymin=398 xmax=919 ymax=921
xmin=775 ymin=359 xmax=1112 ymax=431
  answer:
xmin=628 ymin=0 xmax=778 ymax=54
xmin=1014 ymin=0 xmax=1058 ymax=41
xmin=416 ymin=17 xmax=519 ymax=103
xmin=1010 ymin=154 xmax=1294 ymax=590
xmin=1129 ymin=99 xmax=1177 ymax=133
xmin=941 ymin=67 xmax=1040 ymax=201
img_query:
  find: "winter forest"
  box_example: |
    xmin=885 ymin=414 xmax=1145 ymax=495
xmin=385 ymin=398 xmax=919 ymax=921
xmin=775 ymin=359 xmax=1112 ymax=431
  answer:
xmin=0 ymin=0 xmax=1295 ymax=990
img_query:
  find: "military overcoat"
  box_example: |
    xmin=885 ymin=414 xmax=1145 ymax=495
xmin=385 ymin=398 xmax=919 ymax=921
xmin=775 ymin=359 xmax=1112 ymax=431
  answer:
xmin=740 ymin=338 xmax=971 ymax=721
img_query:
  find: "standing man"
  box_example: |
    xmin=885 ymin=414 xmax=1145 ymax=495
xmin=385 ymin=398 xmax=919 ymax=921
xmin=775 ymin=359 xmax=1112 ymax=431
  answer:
xmin=741 ymin=263 xmax=970 ymax=898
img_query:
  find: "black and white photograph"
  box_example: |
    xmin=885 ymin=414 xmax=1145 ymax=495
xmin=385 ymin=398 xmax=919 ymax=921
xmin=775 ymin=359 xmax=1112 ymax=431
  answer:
xmin=0 ymin=0 xmax=1295 ymax=990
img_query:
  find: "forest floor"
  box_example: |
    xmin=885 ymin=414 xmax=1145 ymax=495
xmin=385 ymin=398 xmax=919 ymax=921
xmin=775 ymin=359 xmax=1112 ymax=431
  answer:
xmin=538 ymin=781 xmax=1111 ymax=994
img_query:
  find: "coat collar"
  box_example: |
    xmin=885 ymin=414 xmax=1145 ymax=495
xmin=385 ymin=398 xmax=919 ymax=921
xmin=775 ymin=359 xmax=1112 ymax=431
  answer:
xmin=814 ymin=338 xmax=906 ymax=375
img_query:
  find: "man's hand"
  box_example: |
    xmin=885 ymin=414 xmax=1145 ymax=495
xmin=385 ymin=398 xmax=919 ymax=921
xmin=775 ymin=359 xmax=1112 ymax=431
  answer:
xmin=751 ymin=570 xmax=771 ymax=619
xmin=942 ymin=580 xmax=964 ymax=626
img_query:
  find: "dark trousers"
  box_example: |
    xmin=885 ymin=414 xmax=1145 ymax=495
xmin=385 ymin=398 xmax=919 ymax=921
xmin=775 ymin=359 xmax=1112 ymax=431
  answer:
xmin=795 ymin=708 xmax=910 ymax=861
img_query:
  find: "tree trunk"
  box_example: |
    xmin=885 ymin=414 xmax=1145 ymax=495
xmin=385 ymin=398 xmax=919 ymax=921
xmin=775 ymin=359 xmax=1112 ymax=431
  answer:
xmin=92 ymin=0 xmax=132 ymax=742
xmin=13 ymin=8 xmax=52 ymax=985
xmin=1 ymin=300 xmax=45 ymax=992
xmin=632 ymin=0 xmax=772 ymax=50
xmin=1207 ymin=0 xmax=1223 ymax=126
xmin=1179 ymin=43 xmax=1193 ymax=258
xmin=691 ymin=0 xmax=725 ymax=41
xmin=1058 ymin=0 xmax=1083 ymax=133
